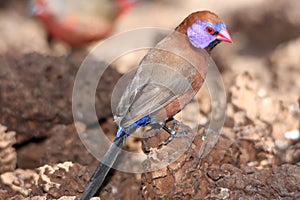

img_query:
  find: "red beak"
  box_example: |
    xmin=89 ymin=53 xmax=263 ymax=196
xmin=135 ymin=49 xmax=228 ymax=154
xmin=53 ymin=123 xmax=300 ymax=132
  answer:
xmin=216 ymin=29 xmax=233 ymax=43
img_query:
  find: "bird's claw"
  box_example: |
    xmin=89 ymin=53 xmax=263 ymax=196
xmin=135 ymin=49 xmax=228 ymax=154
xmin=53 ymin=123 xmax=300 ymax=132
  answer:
xmin=160 ymin=129 xmax=189 ymax=146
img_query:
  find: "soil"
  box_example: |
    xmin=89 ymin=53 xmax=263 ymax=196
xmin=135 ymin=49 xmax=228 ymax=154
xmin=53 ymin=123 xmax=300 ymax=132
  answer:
xmin=0 ymin=0 xmax=299 ymax=200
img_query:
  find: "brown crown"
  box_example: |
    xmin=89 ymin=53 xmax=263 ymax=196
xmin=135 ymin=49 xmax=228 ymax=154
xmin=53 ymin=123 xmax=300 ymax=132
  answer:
xmin=175 ymin=11 xmax=223 ymax=35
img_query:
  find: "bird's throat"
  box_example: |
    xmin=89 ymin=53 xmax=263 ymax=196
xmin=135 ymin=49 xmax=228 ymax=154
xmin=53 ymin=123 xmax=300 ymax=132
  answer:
xmin=206 ymin=40 xmax=221 ymax=52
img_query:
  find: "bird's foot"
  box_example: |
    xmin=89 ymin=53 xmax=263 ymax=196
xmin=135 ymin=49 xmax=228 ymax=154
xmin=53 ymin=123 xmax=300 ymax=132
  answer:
xmin=161 ymin=130 xmax=189 ymax=145
xmin=160 ymin=123 xmax=188 ymax=146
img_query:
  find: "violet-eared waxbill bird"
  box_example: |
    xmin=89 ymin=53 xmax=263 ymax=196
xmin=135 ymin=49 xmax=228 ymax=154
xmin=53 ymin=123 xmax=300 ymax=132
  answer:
xmin=81 ymin=10 xmax=232 ymax=199
xmin=29 ymin=0 xmax=142 ymax=47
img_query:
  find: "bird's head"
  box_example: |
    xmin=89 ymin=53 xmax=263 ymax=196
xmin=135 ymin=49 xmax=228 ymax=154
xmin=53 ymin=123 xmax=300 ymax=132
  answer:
xmin=176 ymin=11 xmax=232 ymax=51
xmin=29 ymin=0 xmax=63 ymax=20
xmin=29 ymin=0 xmax=48 ymax=17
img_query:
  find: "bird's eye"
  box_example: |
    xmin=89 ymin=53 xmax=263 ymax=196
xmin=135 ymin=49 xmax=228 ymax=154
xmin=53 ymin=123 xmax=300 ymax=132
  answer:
xmin=206 ymin=26 xmax=215 ymax=35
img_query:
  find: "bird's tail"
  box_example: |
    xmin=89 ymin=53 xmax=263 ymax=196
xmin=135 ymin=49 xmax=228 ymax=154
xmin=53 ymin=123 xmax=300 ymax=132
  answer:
xmin=80 ymin=129 xmax=126 ymax=200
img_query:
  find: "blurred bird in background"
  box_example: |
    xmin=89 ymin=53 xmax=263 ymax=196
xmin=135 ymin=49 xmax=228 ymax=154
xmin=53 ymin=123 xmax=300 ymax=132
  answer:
xmin=29 ymin=0 xmax=144 ymax=47
xmin=80 ymin=10 xmax=232 ymax=199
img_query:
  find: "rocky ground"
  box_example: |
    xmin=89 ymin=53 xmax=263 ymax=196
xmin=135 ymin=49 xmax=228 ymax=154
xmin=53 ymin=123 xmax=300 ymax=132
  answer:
xmin=0 ymin=0 xmax=299 ymax=199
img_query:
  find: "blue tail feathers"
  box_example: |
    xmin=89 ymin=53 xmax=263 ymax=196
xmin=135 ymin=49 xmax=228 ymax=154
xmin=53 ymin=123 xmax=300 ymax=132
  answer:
xmin=116 ymin=126 xmax=124 ymax=138
xmin=81 ymin=115 xmax=151 ymax=199
xmin=116 ymin=115 xmax=150 ymax=138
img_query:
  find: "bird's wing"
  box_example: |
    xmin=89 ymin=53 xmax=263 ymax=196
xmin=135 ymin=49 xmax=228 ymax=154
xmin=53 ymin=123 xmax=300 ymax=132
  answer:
xmin=116 ymin=67 xmax=192 ymax=127
xmin=115 ymin=33 xmax=208 ymax=127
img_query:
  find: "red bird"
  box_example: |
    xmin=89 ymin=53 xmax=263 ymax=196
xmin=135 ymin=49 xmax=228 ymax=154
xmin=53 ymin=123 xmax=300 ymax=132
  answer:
xmin=30 ymin=0 xmax=139 ymax=47
xmin=81 ymin=10 xmax=232 ymax=199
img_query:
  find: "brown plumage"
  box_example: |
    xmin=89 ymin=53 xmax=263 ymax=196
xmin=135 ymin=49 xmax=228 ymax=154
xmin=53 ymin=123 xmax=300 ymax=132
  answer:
xmin=30 ymin=0 xmax=138 ymax=47
xmin=175 ymin=11 xmax=223 ymax=35
xmin=80 ymin=11 xmax=232 ymax=200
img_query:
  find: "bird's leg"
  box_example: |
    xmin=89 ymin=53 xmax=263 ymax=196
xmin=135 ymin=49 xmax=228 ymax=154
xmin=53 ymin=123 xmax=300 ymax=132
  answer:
xmin=46 ymin=33 xmax=54 ymax=47
xmin=160 ymin=119 xmax=188 ymax=145
xmin=161 ymin=125 xmax=176 ymax=145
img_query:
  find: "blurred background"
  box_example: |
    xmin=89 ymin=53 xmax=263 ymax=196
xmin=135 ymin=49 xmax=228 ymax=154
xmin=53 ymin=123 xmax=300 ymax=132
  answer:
xmin=0 ymin=0 xmax=299 ymax=199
